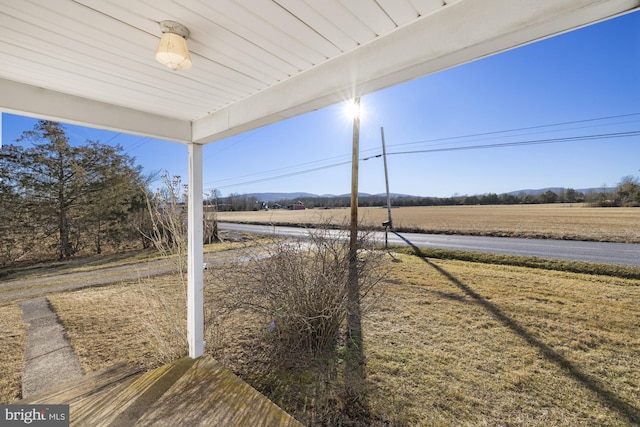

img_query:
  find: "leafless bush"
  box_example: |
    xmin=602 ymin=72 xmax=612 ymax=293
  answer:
xmin=145 ymin=174 xmax=189 ymax=272
xmin=215 ymin=225 xmax=388 ymax=364
xmin=135 ymin=173 xmax=189 ymax=364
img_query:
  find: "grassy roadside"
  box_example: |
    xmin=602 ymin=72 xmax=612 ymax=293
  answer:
xmin=391 ymin=246 xmax=640 ymax=280
xmin=1 ymin=248 xmax=636 ymax=425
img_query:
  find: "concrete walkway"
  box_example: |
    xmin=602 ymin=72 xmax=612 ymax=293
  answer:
xmin=19 ymin=297 xmax=84 ymax=398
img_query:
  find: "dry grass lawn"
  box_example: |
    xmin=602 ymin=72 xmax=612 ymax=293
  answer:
xmin=48 ymin=279 xmax=188 ymax=372
xmin=216 ymin=204 xmax=640 ymax=242
xmin=364 ymin=254 xmax=639 ymax=426
xmin=0 ymin=303 xmax=26 ymax=403
xmin=6 ymin=252 xmax=635 ymax=426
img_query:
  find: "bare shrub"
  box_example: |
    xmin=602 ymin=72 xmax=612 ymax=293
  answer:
xmin=140 ymin=173 xmax=189 ymax=278
xmin=214 ymin=225 xmax=388 ymax=364
xmin=134 ymin=173 xmax=189 ymax=364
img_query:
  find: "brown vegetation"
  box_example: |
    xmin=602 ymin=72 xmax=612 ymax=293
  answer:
xmin=216 ymin=203 xmax=640 ymax=243
xmin=3 ymin=250 xmax=637 ymax=426
xmin=0 ymin=304 xmax=25 ymax=403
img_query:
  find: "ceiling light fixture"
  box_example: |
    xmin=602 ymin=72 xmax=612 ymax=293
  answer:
xmin=156 ymin=20 xmax=192 ymax=70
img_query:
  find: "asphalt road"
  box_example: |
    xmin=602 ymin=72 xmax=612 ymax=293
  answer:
xmin=219 ymin=222 xmax=640 ymax=267
xmin=3 ymin=226 xmax=636 ymax=304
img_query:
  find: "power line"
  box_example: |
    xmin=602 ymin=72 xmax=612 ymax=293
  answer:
xmin=203 ymin=112 xmax=640 ymax=191
xmin=204 ymin=152 xmax=353 ymax=187
xmin=209 ymin=160 xmax=352 ymax=190
xmin=380 ymin=130 xmax=640 ymax=158
xmin=208 ymin=129 xmax=640 ymax=190
xmin=123 ymin=137 xmax=151 ymax=154
xmin=386 ymin=112 xmax=640 ymax=150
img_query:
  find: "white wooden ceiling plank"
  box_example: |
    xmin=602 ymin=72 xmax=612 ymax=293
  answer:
xmin=60 ymin=0 xmax=278 ymax=88
xmin=112 ymin=0 xmax=290 ymax=84
xmin=407 ymin=0 xmax=445 ymax=17
xmin=1 ymin=13 xmax=151 ymax=78
xmin=275 ymin=0 xmax=357 ymax=51
xmin=74 ymin=0 xmax=161 ymax=35
xmin=24 ymin=0 xmax=273 ymax=92
xmin=2 ymin=1 xmax=268 ymax=101
xmin=7 ymin=1 xmax=180 ymax=83
xmin=190 ymin=28 xmax=290 ymax=83
xmin=235 ymin=0 xmax=341 ymax=58
xmin=0 ymin=27 xmax=251 ymax=122
xmin=198 ymin=0 xmax=321 ymax=69
xmin=305 ymin=0 xmax=377 ymax=44
xmin=376 ymin=0 xmax=419 ymax=26
xmin=25 ymin=0 xmax=152 ymax=48
xmin=338 ymin=0 xmax=397 ymax=35
xmin=0 ymin=25 xmax=243 ymax=114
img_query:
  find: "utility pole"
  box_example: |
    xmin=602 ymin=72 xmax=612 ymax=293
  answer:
xmin=349 ymin=97 xmax=361 ymax=268
xmin=380 ymin=127 xmax=392 ymax=248
xmin=381 ymin=127 xmax=392 ymax=229
xmin=347 ymin=97 xmax=361 ymax=351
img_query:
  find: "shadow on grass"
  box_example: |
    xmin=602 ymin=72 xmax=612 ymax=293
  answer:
xmin=393 ymin=231 xmax=640 ymax=425
xmin=344 ymin=266 xmax=371 ymax=425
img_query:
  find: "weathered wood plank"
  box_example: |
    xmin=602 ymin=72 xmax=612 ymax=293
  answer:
xmin=21 ymin=362 xmax=142 ymax=405
xmin=20 ymin=355 xmax=302 ymax=426
xmin=75 ymin=357 xmax=196 ymax=427
xmin=134 ymin=355 xmax=303 ymax=427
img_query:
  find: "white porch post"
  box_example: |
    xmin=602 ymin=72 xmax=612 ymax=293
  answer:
xmin=187 ymin=142 xmax=205 ymax=358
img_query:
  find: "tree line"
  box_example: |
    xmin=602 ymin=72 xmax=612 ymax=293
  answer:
xmin=215 ymin=179 xmax=639 ymax=211
xmin=0 ymin=120 xmax=198 ymax=267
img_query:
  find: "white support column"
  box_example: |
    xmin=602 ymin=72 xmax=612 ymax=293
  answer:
xmin=187 ymin=143 xmax=205 ymax=358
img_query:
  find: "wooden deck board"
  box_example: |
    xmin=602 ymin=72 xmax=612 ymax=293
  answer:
xmin=21 ymin=362 xmax=142 ymax=405
xmin=134 ymin=356 xmax=303 ymax=426
xmin=20 ymin=356 xmax=302 ymax=427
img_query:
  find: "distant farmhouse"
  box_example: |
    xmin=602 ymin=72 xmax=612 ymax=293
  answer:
xmin=286 ymin=201 xmax=305 ymax=210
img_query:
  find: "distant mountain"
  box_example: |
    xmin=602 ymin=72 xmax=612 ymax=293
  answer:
xmin=239 ymin=187 xmax=616 ymax=202
xmin=240 ymin=192 xmax=418 ymax=201
xmin=240 ymin=192 xmax=318 ymax=202
xmin=334 ymin=193 xmax=417 ymax=198
xmin=506 ymin=187 xmax=614 ymax=196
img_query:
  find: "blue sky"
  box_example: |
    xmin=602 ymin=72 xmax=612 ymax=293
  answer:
xmin=3 ymin=10 xmax=639 ymax=198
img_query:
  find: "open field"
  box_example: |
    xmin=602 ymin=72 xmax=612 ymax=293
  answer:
xmin=1 ymin=249 xmax=638 ymax=425
xmin=216 ymin=204 xmax=640 ymax=243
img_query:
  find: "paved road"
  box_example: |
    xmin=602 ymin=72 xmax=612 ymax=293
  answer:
xmin=219 ymin=223 xmax=640 ymax=267
xmin=2 ymin=226 xmax=637 ymax=304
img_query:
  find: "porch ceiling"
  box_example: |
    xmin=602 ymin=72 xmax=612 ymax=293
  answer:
xmin=1 ymin=0 xmax=638 ymax=145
